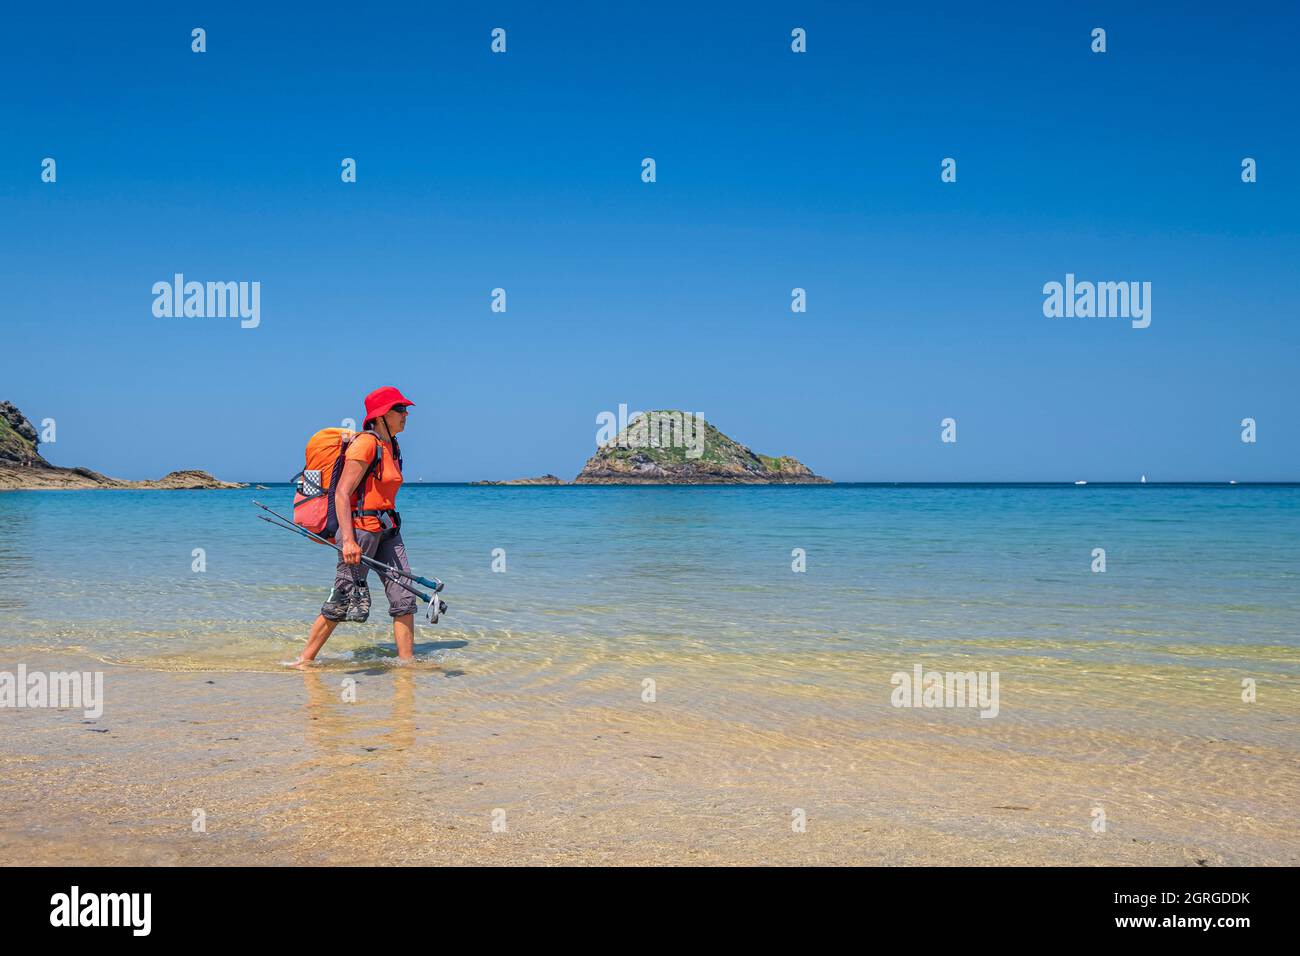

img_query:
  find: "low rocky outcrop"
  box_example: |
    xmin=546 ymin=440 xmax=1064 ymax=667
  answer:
xmin=471 ymin=474 xmax=566 ymax=486
xmin=0 ymin=401 xmax=245 ymax=491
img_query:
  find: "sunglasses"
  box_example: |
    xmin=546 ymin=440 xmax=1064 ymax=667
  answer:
xmin=390 ymin=405 xmax=409 ymax=414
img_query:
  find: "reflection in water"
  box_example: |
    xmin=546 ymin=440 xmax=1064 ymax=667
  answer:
xmin=0 ymin=504 xmax=30 ymax=611
xmin=296 ymin=667 xmax=428 ymax=839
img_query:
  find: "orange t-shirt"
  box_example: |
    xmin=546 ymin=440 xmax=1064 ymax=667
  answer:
xmin=344 ymin=433 xmax=402 ymax=532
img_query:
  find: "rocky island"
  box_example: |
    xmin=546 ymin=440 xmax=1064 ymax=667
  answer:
xmin=574 ymin=412 xmax=829 ymax=484
xmin=470 ymin=413 xmax=828 ymax=485
xmin=0 ymin=401 xmax=245 ymax=491
xmin=472 ymin=413 xmax=828 ymax=485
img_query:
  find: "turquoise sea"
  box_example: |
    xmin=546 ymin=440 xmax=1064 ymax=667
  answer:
xmin=2 ymin=484 xmax=1298 ymax=683
xmin=5 ymin=483 xmax=1299 ymax=867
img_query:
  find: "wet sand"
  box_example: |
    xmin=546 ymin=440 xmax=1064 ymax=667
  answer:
xmin=2 ymin=648 xmax=1298 ymax=866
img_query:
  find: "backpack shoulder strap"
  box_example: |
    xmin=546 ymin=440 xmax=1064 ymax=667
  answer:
xmin=354 ymin=430 xmax=385 ymax=492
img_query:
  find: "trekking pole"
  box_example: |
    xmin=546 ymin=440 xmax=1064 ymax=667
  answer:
xmin=256 ymin=514 xmax=447 ymax=624
xmin=256 ymin=515 xmax=432 ymax=601
xmin=252 ymin=500 xmax=443 ymax=592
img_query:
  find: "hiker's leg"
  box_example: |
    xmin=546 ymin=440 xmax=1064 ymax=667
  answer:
xmin=393 ymin=614 xmax=415 ymax=660
xmin=375 ymin=531 xmax=418 ymax=621
xmin=299 ymin=614 xmax=340 ymax=663
xmin=375 ymin=530 xmax=418 ymax=659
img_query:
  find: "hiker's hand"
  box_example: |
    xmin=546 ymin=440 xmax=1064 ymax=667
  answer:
xmin=342 ymin=540 xmax=362 ymax=565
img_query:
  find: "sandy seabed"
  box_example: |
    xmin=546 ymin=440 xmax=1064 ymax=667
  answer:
xmin=2 ymin=649 xmax=1298 ymax=866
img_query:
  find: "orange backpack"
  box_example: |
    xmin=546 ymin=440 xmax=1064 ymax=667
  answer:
xmin=291 ymin=428 xmax=385 ymax=541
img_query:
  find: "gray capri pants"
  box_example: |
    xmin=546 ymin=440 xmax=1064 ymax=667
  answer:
xmin=321 ymin=527 xmax=418 ymax=620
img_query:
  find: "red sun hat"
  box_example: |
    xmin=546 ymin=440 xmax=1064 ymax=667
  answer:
xmin=363 ymin=386 xmax=415 ymax=423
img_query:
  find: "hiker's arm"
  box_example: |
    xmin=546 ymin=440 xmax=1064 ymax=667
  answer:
xmin=335 ymin=458 xmax=366 ymax=563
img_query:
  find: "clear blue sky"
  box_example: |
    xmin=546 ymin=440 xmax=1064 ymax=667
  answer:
xmin=2 ymin=1 xmax=1297 ymax=482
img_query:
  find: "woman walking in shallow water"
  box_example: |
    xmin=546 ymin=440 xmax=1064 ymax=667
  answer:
xmin=294 ymin=386 xmax=417 ymax=666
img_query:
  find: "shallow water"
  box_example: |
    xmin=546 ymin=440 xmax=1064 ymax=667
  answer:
xmin=3 ymin=483 xmax=1297 ymax=667
xmin=3 ymin=484 xmax=1299 ymax=864
xmin=4 ymin=483 xmax=1300 ymax=737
